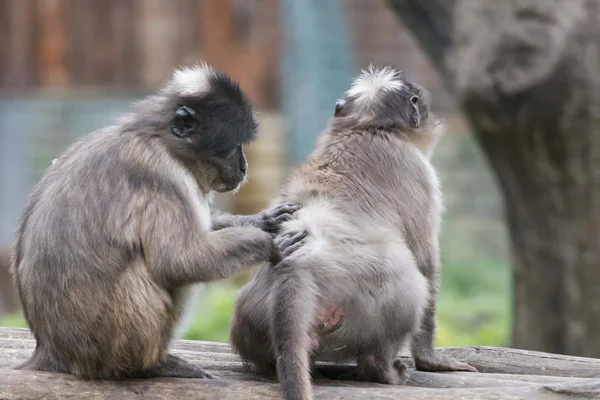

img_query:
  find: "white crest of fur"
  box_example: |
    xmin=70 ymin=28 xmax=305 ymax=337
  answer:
xmin=346 ymin=65 xmax=404 ymax=106
xmin=163 ymin=151 xmax=213 ymax=232
xmin=170 ymin=63 xmax=216 ymax=97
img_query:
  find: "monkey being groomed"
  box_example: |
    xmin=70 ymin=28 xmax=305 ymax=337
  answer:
xmin=10 ymin=64 xmax=302 ymax=380
xmin=230 ymin=65 xmax=477 ymax=400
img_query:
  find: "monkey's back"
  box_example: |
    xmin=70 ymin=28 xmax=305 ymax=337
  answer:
xmin=273 ymin=131 xmax=434 ymax=359
xmin=11 ymin=127 xmax=180 ymax=378
xmin=281 ymin=129 xmax=441 ymax=251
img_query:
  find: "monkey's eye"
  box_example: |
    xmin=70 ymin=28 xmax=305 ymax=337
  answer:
xmin=410 ymin=95 xmax=419 ymax=105
xmin=171 ymin=106 xmax=197 ymax=138
xmin=175 ymin=106 xmax=196 ymax=126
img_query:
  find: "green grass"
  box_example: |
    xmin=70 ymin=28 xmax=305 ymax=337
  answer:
xmin=0 ymin=312 xmax=27 ymax=328
xmin=183 ymin=284 xmax=239 ymax=343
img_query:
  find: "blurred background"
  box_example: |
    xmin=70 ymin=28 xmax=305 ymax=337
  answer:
xmin=2 ymin=0 xmax=594 ymax=358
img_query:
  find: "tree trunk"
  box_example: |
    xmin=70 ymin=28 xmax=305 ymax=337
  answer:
xmin=389 ymin=0 xmax=600 ymax=356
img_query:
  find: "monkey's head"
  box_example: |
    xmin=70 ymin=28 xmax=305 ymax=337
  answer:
xmin=332 ymin=65 xmax=442 ymax=155
xmin=127 ymin=64 xmax=258 ymax=193
xmin=167 ymin=65 xmax=258 ymax=192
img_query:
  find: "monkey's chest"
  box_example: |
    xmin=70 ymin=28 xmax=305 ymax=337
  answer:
xmin=188 ymin=193 xmax=212 ymax=232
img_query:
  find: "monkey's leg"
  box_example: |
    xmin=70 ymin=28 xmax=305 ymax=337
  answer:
xmin=230 ymin=294 xmax=278 ymax=376
xmin=271 ymin=262 xmax=319 ymax=400
xmin=131 ymin=354 xmax=214 ymax=379
xmin=411 ymin=254 xmax=477 ymax=373
xmin=354 ymin=348 xmax=408 ymax=385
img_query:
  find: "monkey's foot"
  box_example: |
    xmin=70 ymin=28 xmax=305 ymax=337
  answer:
xmin=414 ymin=353 xmax=478 ymax=373
xmin=356 ymin=356 xmax=408 ymax=385
xmin=133 ymin=354 xmax=216 ymax=379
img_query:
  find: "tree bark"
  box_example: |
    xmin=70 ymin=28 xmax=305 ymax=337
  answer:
xmin=389 ymin=0 xmax=600 ymax=356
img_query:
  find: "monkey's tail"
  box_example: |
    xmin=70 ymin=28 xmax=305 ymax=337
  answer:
xmin=270 ymin=260 xmax=318 ymax=400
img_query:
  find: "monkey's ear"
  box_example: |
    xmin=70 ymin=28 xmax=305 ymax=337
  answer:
xmin=334 ymin=99 xmax=347 ymax=117
xmin=170 ymin=106 xmax=197 ymax=138
xmin=410 ymin=95 xmax=420 ymax=128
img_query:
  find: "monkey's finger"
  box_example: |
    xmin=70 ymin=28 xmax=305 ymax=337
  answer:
xmin=290 ymin=229 xmax=308 ymax=242
xmin=276 ymin=230 xmax=308 ymax=249
xmin=280 ymin=239 xmax=306 ymax=258
xmin=271 ymin=202 xmax=302 ymax=217
xmin=274 ymin=213 xmax=295 ymax=224
xmin=273 ymin=231 xmax=295 ymax=245
xmin=273 ymin=230 xmax=304 ymax=247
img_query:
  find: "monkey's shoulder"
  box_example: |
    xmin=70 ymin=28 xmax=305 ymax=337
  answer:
xmin=27 ymin=127 xmax=202 ymax=229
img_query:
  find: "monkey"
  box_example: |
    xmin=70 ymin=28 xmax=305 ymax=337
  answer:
xmin=230 ymin=65 xmax=477 ymax=400
xmin=10 ymin=64 xmax=303 ymax=380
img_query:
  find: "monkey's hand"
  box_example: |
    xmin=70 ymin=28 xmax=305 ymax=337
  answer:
xmin=253 ymin=202 xmax=301 ymax=235
xmin=272 ymin=230 xmax=308 ymax=264
xmin=414 ymin=353 xmax=478 ymax=373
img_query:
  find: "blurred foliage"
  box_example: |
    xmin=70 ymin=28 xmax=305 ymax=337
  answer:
xmin=0 ymin=312 xmax=27 ymax=328
xmin=183 ymin=284 xmax=239 ymax=343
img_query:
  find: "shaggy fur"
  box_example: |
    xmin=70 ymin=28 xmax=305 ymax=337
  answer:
xmin=230 ymin=65 xmax=476 ymax=400
xmin=11 ymin=64 xmax=298 ymax=380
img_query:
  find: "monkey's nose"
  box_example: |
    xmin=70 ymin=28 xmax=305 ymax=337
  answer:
xmin=241 ymin=165 xmax=248 ymax=174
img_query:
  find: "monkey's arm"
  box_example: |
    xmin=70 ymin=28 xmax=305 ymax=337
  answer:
xmin=141 ymin=199 xmax=279 ymax=287
xmin=410 ymin=249 xmax=478 ymax=372
xmin=211 ymin=202 xmax=300 ymax=233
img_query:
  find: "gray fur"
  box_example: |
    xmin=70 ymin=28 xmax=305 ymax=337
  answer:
xmin=10 ymin=65 xmax=296 ymax=380
xmin=230 ymin=65 xmax=476 ymax=400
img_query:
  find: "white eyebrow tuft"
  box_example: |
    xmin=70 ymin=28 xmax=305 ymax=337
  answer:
xmin=345 ymin=65 xmax=404 ymax=106
xmin=170 ymin=63 xmax=216 ymax=97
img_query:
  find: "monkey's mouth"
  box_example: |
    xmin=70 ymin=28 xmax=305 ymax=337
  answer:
xmin=213 ymin=174 xmax=247 ymax=193
xmin=214 ymin=182 xmax=242 ymax=193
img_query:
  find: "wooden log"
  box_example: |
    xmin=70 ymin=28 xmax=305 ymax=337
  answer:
xmin=2 ymin=328 xmax=600 ymax=399
xmin=3 ymin=368 xmax=596 ymax=400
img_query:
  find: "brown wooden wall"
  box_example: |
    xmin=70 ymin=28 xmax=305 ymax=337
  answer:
xmin=0 ymin=0 xmax=281 ymax=109
xmin=0 ymin=0 xmax=454 ymax=112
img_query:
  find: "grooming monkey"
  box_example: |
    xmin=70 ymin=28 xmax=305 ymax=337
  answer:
xmin=230 ymin=66 xmax=477 ymax=400
xmin=11 ymin=64 xmax=301 ymax=380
